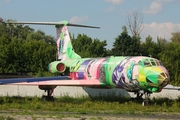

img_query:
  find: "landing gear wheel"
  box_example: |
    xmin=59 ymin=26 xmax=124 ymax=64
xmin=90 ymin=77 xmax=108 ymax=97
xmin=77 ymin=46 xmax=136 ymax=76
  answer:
xmin=142 ymin=92 xmax=151 ymax=106
xmin=41 ymin=89 xmax=55 ymax=101
xmin=41 ymin=95 xmax=54 ymax=101
xmin=133 ymin=90 xmax=144 ymax=103
xmin=134 ymin=90 xmax=151 ymax=106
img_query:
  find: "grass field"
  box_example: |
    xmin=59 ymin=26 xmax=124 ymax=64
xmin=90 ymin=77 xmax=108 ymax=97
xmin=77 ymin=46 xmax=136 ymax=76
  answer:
xmin=0 ymin=95 xmax=180 ymax=120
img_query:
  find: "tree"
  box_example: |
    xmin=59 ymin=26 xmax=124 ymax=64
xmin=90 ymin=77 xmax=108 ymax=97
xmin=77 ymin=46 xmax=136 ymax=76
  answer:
xmin=140 ymin=35 xmax=169 ymax=59
xmin=126 ymin=10 xmax=144 ymax=37
xmin=111 ymin=26 xmax=140 ymax=56
xmin=156 ymin=37 xmax=168 ymax=56
xmin=71 ymin=34 xmax=107 ymax=58
xmin=26 ymin=30 xmax=55 ymax=45
xmin=89 ymin=38 xmax=107 ymax=57
xmin=158 ymin=42 xmax=180 ymax=85
xmin=171 ymin=31 xmax=180 ymax=43
xmin=0 ymin=35 xmax=11 ymax=73
xmin=0 ymin=19 xmax=34 ymax=40
xmin=140 ymin=35 xmax=157 ymax=57
xmin=0 ymin=20 xmax=56 ymax=75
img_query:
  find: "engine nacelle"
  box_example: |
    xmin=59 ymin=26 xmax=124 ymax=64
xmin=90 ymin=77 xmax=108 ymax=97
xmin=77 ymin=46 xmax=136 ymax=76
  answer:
xmin=48 ymin=61 xmax=66 ymax=73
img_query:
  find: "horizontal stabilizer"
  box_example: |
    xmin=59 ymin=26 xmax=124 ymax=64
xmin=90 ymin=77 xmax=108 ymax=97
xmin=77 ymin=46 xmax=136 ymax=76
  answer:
xmin=4 ymin=21 xmax=100 ymax=29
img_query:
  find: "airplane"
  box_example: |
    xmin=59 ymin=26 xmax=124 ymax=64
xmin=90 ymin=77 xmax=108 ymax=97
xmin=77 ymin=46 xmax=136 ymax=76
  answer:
xmin=0 ymin=18 xmax=177 ymax=105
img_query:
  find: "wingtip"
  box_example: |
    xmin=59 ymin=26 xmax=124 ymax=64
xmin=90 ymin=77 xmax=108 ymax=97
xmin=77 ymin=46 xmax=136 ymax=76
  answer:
xmin=67 ymin=23 xmax=100 ymax=29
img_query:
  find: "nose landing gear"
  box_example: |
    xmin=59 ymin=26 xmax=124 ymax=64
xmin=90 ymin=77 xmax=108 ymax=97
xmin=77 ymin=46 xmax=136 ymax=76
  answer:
xmin=134 ymin=90 xmax=151 ymax=106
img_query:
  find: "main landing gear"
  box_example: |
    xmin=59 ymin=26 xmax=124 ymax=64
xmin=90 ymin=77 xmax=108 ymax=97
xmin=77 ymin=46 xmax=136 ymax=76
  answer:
xmin=38 ymin=85 xmax=57 ymax=101
xmin=42 ymin=89 xmax=55 ymax=101
xmin=134 ymin=90 xmax=151 ymax=106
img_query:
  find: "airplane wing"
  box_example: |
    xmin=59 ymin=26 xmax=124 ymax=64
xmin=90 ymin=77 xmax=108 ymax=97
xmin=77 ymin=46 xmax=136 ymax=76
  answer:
xmin=0 ymin=76 xmax=102 ymax=86
xmin=163 ymin=84 xmax=180 ymax=91
xmin=11 ymin=80 xmax=101 ymax=86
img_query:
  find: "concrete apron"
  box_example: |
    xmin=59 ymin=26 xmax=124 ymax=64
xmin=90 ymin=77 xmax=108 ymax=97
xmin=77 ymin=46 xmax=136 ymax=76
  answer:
xmin=0 ymin=85 xmax=180 ymax=99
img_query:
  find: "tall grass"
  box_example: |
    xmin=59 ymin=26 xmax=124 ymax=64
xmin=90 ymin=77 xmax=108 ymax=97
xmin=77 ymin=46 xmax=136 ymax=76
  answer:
xmin=0 ymin=95 xmax=180 ymax=115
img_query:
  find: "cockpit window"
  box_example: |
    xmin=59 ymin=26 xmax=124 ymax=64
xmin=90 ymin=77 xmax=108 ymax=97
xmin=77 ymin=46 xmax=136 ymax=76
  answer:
xmin=155 ymin=60 xmax=160 ymax=66
xmin=140 ymin=59 xmax=164 ymax=67
xmin=138 ymin=61 xmax=143 ymax=66
xmin=150 ymin=59 xmax=156 ymax=66
xmin=144 ymin=59 xmax=151 ymax=67
xmin=159 ymin=61 xmax=163 ymax=66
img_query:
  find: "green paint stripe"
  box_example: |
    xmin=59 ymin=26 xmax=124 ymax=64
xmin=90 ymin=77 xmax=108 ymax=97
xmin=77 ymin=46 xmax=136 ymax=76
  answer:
xmin=100 ymin=82 xmax=108 ymax=86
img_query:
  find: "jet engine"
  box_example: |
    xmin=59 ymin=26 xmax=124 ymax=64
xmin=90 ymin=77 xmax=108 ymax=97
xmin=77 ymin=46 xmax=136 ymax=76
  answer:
xmin=48 ymin=61 xmax=66 ymax=73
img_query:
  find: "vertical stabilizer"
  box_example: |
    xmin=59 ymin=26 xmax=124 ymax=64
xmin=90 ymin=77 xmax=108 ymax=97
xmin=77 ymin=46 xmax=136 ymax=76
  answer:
xmin=56 ymin=21 xmax=81 ymax=61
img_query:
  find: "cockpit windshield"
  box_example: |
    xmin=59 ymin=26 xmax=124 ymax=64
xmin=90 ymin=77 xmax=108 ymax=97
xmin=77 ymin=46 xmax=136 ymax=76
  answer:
xmin=138 ymin=61 xmax=143 ymax=66
xmin=150 ymin=59 xmax=156 ymax=66
xmin=139 ymin=59 xmax=162 ymax=67
xmin=144 ymin=59 xmax=151 ymax=67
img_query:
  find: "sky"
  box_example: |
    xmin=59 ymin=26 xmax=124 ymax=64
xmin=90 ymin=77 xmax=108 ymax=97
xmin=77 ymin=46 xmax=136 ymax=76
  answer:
xmin=0 ymin=0 xmax=180 ymax=49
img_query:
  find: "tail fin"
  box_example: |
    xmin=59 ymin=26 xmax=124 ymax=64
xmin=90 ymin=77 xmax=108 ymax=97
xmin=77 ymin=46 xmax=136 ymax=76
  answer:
xmin=56 ymin=21 xmax=81 ymax=61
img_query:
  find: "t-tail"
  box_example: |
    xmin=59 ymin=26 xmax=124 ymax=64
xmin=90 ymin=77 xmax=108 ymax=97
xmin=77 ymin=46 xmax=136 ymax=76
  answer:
xmin=54 ymin=20 xmax=100 ymax=61
xmin=55 ymin=21 xmax=81 ymax=61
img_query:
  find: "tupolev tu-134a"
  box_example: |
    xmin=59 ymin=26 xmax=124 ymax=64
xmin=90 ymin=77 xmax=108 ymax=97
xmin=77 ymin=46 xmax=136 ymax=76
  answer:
xmin=0 ymin=18 xmax=178 ymax=105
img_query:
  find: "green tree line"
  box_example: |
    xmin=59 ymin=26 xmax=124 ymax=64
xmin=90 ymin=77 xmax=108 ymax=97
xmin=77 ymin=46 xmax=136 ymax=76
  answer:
xmin=0 ymin=20 xmax=179 ymax=85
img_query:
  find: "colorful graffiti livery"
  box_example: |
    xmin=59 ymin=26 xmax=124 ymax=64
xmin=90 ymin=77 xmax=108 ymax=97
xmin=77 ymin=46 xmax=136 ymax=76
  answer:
xmin=49 ymin=56 xmax=169 ymax=93
xmin=0 ymin=19 xmax=172 ymax=104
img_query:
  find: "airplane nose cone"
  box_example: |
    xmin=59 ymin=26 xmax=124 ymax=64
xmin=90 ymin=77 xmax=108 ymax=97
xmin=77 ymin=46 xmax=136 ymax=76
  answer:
xmin=138 ymin=66 xmax=170 ymax=92
xmin=146 ymin=72 xmax=169 ymax=92
xmin=157 ymin=72 xmax=170 ymax=88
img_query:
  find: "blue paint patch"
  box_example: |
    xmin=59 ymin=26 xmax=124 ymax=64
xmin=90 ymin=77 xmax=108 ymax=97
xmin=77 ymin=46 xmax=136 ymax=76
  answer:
xmin=126 ymin=62 xmax=134 ymax=82
xmin=0 ymin=76 xmax=69 ymax=85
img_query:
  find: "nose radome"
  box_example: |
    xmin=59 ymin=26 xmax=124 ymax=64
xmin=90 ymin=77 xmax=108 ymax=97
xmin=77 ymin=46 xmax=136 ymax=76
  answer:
xmin=146 ymin=71 xmax=169 ymax=90
xmin=158 ymin=72 xmax=170 ymax=87
xmin=140 ymin=66 xmax=169 ymax=91
xmin=147 ymin=72 xmax=169 ymax=92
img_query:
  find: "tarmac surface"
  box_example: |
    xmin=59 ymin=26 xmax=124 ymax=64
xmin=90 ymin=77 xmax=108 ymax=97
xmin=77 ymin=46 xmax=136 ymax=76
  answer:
xmin=0 ymin=85 xmax=180 ymax=100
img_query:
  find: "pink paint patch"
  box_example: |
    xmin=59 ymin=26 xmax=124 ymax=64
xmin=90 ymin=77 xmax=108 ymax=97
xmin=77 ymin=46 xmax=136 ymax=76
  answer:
xmin=11 ymin=79 xmax=101 ymax=86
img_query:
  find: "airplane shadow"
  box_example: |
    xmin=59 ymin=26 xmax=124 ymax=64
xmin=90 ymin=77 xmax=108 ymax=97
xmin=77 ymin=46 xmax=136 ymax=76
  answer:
xmin=82 ymin=87 xmax=132 ymax=102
